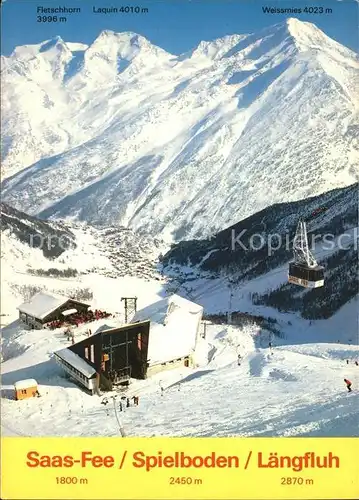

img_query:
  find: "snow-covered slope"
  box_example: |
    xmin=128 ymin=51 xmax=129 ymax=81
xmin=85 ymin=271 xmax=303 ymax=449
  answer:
xmin=1 ymin=304 xmax=358 ymax=437
xmin=1 ymin=202 xmax=76 ymax=258
xmin=2 ymin=18 xmax=358 ymax=240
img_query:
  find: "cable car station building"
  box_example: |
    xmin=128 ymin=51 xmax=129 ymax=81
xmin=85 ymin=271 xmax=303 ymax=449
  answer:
xmin=53 ymin=295 xmax=203 ymax=394
xmin=54 ymin=321 xmax=150 ymax=394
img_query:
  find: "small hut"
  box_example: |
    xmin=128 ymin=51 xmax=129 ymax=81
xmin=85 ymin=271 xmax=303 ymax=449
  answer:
xmin=14 ymin=379 xmax=39 ymax=400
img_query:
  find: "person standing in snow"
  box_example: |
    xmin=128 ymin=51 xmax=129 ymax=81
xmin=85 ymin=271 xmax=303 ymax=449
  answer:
xmin=269 ymin=342 xmax=273 ymax=355
xmin=126 ymin=397 xmax=130 ymax=408
xmin=344 ymin=379 xmax=352 ymax=392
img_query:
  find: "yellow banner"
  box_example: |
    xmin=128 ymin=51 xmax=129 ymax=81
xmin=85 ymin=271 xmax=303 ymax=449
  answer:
xmin=1 ymin=437 xmax=358 ymax=499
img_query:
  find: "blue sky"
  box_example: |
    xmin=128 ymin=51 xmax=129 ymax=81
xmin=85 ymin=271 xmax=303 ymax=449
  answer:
xmin=1 ymin=0 xmax=358 ymax=56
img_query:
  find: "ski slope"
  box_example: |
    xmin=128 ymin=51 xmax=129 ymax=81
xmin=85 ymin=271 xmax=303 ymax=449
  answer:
xmin=1 ymin=296 xmax=358 ymax=437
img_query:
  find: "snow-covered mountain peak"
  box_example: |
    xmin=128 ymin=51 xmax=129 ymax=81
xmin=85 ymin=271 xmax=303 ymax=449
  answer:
xmin=79 ymin=30 xmax=173 ymax=81
xmin=282 ymin=17 xmax=334 ymax=47
xmin=189 ymin=34 xmax=246 ymax=60
xmin=39 ymin=36 xmax=66 ymax=51
xmin=85 ymin=31 xmax=141 ymax=66
xmin=2 ymin=20 xmax=358 ymax=238
xmin=218 ymin=18 xmax=357 ymax=67
xmin=66 ymin=42 xmax=89 ymax=52
xmin=10 ymin=36 xmax=69 ymax=61
xmin=91 ymin=29 xmax=142 ymax=48
xmin=285 ymin=17 xmax=331 ymax=49
xmin=187 ymin=18 xmax=316 ymax=62
xmin=4 ymin=37 xmax=75 ymax=84
xmin=285 ymin=17 xmax=358 ymax=60
xmin=3 ymin=30 xmax=172 ymax=84
xmin=3 ymin=39 xmax=89 ymax=81
xmin=89 ymin=30 xmax=171 ymax=57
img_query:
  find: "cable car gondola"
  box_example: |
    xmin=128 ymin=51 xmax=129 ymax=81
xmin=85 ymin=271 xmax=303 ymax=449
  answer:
xmin=288 ymin=218 xmax=324 ymax=288
xmin=288 ymin=262 xmax=324 ymax=288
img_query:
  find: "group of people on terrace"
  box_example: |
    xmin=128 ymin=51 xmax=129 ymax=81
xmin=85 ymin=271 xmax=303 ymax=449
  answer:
xmin=46 ymin=308 xmax=112 ymax=330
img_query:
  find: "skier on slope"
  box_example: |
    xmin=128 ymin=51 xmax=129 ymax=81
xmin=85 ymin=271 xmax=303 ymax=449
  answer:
xmin=344 ymin=379 xmax=352 ymax=392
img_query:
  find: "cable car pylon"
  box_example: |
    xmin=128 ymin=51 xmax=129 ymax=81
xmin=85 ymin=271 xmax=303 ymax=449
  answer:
xmin=288 ymin=218 xmax=324 ymax=288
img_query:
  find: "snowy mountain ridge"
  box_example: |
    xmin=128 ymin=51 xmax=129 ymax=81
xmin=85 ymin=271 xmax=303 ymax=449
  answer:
xmin=2 ymin=18 xmax=358 ymax=241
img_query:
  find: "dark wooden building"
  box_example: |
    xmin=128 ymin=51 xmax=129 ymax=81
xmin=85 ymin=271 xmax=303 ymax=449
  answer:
xmin=17 ymin=292 xmax=90 ymax=329
xmin=54 ymin=321 xmax=150 ymax=393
